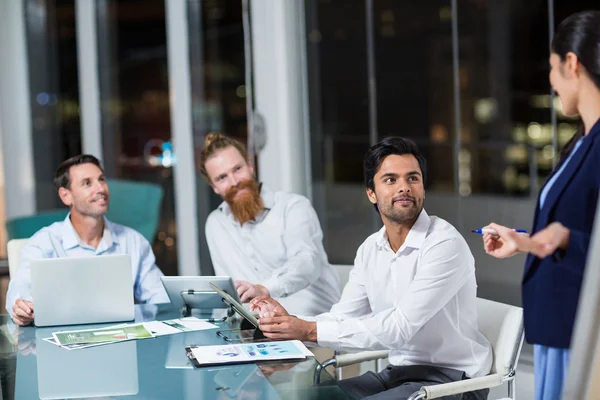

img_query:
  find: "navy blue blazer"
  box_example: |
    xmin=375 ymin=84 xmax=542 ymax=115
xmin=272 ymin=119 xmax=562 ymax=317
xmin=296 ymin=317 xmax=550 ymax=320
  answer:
xmin=522 ymin=118 xmax=600 ymax=349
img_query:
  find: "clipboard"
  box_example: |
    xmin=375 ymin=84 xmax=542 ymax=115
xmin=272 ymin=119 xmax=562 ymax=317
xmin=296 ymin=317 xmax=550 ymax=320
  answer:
xmin=185 ymin=340 xmax=313 ymax=368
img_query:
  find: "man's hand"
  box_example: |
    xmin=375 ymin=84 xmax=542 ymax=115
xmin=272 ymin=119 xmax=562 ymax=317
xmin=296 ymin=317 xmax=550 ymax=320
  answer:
xmin=234 ymin=280 xmax=270 ymax=303
xmin=12 ymin=299 xmax=34 ymax=326
xmin=249 ymin=296 xmax=289 ymax=318
xmin=259 ymin=316 xmax=317 ymax=342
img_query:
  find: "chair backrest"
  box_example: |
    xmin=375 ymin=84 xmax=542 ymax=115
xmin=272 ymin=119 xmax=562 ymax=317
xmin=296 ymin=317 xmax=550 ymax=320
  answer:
xmin=5 ymin=180 xmax=162 ymax=243
xmin=332 ymin=264 xmax=353 ymax=289
xmin=5 ymin=209 xmax=68 ymax=240
xmin=7 ymin=239 xmax=29 ymax=278
xmin=106 ymin=179 xmax=164 ymax=242
xmin=476 ymin=297 xmax=524 ymax=375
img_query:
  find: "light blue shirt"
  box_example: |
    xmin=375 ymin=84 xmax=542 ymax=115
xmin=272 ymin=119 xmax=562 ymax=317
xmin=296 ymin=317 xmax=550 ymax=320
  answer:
xmin=5 ymin=215 xmax=169 ymax=314
xmin=539 ymin=138 xmax=584 ymax=209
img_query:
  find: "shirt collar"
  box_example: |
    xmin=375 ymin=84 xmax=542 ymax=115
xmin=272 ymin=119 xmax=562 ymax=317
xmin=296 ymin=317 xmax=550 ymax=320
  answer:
xmin=218 ymin=182 xmax=273 ymax=219
xmin=61 ymin=213 xmax=117 ymax=252
xmin=376 ymin=209 xmax=431 ymax=252
xmin=260 ymin=184 xmax=275 ymax=209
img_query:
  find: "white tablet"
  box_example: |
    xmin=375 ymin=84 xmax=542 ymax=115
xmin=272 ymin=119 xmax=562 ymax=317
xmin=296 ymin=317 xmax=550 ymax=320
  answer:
xmin=209 ymin=282 xmax=259 ymax=328
xmin=160 ymin=276 xmax=242 ymax=312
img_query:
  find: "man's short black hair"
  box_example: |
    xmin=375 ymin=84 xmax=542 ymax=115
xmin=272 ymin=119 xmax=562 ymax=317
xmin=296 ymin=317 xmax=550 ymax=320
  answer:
xmin=54 ymin=154 xmax=104 ymax=190
xmin=363 ymin=137 xmax=427 ymax=191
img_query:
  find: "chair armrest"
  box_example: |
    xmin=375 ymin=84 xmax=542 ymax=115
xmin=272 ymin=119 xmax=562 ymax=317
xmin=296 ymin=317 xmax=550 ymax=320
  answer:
xmin=313 ymin=350 xmax=390 ymax=385
xmin=334 ymin=350 xmax=390 ymax=368
xmin=414 ymin=374 xmax=504 ymax=399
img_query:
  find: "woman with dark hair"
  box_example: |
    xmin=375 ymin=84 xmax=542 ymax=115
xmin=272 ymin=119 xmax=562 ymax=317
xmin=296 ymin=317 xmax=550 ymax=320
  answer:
xmin=482 ymin=10 xmax=600 ymax=400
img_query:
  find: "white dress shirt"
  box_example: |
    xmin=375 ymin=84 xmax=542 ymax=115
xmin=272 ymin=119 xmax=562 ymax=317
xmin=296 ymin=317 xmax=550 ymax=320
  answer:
xmin=205 ymin=185 xmax=341 ymax=316
xmin=310 ymin=209 xmax=492 ymax=378
xmin=6 ymin=214 xmax=169 ymax=314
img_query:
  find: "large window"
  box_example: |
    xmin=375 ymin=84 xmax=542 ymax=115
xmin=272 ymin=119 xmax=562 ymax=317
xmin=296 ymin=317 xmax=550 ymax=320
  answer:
xmin=94 ymin=0 xmax=248 ymax=275
xmin=5 ymin=0 xmax=249 ymax=278
xmin=26 ymin=0 xmax=82 ymax=210
xmin=305 ymin=0 xmax=594 ymax=306
xmin=306 ymin=1 xmax=583 ymax=198
xmin=96 ymin=0 xmax=178 ymax=274
xmin=188 ymin=0 xmax=248 ymax=274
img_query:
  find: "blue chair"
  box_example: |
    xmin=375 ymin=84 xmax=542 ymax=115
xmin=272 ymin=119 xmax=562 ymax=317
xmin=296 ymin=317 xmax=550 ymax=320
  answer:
xmin=5 ymin=180 xmax=163 ymax=243
xmin=5 ymin=209 xmax=68 ymax=240
xmin=105 ymin=179 xmax=164 ymax=242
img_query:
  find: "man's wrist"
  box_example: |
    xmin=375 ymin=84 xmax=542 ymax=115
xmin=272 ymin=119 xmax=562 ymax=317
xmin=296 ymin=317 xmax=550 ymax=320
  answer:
xmin=305 ymin=321 xmax=317 ymax=342
xmin=255 ymin=284 xmax=270 ymax=296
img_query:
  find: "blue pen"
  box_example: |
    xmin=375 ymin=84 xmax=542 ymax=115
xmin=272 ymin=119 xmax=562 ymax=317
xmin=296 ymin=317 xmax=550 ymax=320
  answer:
xmin=472 ymin=228 xmax=528 ymax=235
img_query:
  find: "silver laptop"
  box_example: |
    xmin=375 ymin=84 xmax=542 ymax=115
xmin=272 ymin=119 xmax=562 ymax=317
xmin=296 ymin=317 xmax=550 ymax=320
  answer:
xmin=31 ymin=254 xmax=135 ymax=326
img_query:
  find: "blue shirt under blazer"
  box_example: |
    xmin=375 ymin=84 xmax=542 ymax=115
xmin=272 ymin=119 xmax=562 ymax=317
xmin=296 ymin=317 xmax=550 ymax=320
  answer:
xmin=523 ymin=118 xmax=600 ymax=349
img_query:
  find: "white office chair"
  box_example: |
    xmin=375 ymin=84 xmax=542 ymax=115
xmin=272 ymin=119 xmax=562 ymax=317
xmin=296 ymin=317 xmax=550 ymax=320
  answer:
xmin=7 ymin=238 xmax=28 ymax=278
xmin=330 ymin=264 xmax=389 ymax=377
xmin=315 ymin=297 xmax=524 ymax=400
xmin=2 ymin=239 xmax=28 ymax=343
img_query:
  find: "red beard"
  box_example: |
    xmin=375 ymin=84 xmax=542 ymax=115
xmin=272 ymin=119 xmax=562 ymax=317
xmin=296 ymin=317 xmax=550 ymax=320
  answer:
xmin=224 ymin=180 xmax=264 ymax=224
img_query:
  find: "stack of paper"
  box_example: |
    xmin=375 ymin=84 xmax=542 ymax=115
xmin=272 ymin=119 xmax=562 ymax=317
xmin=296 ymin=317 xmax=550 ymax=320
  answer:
xmin=46 ymin=317 xmax=217 ymax=350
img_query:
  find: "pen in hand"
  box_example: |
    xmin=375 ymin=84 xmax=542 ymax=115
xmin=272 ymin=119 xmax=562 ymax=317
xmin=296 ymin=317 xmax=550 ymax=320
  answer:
xmin=472 ymin=228 xmax=528 ymax=235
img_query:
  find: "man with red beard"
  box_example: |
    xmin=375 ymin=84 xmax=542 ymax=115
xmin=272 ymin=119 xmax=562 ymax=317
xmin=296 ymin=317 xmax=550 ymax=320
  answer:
xmin=200 ymin=133 xmax=341 ymax=316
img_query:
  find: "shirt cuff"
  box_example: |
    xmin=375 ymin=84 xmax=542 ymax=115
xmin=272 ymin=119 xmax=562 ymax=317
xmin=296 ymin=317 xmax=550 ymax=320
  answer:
xmin=262 ymin=277 xmax=285 ymax=298
xmin=316 ymin=320 xmax=340 ymax=349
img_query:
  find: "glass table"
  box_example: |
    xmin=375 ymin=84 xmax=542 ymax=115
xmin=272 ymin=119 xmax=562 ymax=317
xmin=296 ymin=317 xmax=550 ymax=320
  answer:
xmin=0 ymin=304 xmax=355 ymax=399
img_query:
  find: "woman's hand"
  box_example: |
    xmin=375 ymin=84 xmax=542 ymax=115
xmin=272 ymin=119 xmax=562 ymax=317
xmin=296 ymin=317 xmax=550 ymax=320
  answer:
xmin=520 ymin=222 xmax=570 ymax=258
xmin=483 ymin=222 xmax=569 ymax=259
xmin=482 ymin=223 xmax=524 ymax=258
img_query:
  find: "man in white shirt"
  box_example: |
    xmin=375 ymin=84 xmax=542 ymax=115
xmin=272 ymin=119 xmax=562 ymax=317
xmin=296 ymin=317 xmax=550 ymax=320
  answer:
xmin=7 ymin=155 xmax=169 ymax=326
xmin=200 ymin=133 xmax=340 ymax=316
xmin=251 ymin=137 xmax=492 ymax=400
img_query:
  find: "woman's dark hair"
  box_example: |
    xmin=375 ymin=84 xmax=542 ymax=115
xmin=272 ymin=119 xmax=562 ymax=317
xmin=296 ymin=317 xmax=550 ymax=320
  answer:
xmin=54 ymin=154 xmax=103 ymax=190
xmin=363 ymin=137 xmax=426 ymax=192
xmin=552 ymin=10 xmax=600 ymax=160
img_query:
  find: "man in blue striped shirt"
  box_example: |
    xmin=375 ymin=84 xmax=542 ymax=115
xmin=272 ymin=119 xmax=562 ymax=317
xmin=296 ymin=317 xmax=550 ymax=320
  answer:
xmin=6 ymin=155 xmax=169 ymax=325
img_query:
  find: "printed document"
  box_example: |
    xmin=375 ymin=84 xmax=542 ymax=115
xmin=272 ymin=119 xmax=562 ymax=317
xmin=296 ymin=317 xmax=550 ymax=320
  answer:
xmin=186 ymin=340 xmax=313 ymax=367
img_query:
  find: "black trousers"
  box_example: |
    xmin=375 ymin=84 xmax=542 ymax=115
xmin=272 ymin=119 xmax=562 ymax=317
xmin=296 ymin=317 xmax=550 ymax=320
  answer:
xmin=339 ymin=364 xmax=489 ymax=400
